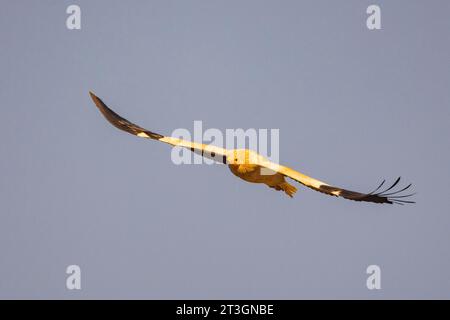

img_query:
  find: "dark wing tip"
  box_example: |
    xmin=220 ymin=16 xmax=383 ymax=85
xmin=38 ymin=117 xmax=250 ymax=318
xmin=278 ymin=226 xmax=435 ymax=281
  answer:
xmin=89 ymin=91 xmax=104 ymax=108
xmin=319 ymin=177 xmax=415 ymax=205
xmin=89 ymin=91 xmax=164 ymax=140
xmin=363 ymin=177 xmax=415 ymax=205
xmin=89 ymin=91 xmax=113 ymax=115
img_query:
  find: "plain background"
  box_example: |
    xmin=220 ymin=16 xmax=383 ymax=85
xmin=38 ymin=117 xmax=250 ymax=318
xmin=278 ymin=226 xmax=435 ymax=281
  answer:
xmin=0 ymin=0 xmax=449 ymax=299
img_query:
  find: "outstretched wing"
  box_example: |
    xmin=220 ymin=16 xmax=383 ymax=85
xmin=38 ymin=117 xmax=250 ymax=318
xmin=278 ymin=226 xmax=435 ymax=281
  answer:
xmin=89 ymin=91 xmax=228 ymax=163
xmin=258 ymin=160 xmax=414 ymax=204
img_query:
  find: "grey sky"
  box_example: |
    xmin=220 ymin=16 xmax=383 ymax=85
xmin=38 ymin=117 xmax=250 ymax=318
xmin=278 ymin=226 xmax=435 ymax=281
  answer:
xmin=0 ymin=0 xmax=449 ymax=299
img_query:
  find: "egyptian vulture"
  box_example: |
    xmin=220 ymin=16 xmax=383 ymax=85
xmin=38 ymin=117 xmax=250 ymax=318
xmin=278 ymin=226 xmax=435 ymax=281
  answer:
xmin=89 ymin=92 xmax=414 ymax=204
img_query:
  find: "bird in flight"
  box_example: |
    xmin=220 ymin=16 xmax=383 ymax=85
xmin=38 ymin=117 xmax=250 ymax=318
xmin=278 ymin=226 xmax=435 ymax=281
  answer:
xmin=89 ymin=92 xmax=414 ymax=204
